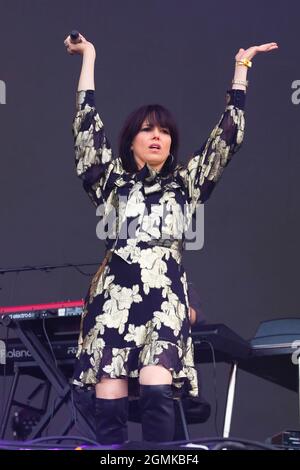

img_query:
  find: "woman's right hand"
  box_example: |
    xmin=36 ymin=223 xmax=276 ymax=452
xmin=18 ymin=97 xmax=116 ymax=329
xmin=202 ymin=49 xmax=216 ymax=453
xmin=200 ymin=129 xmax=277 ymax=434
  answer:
xmin=64 ymin=32 xmax=96 ymax=57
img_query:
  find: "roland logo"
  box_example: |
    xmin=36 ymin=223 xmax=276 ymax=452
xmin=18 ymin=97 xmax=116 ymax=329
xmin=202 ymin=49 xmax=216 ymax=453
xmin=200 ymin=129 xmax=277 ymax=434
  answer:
xmin=292 ymin=340 xmax=300 ymax=365
xmin=67 ymin=346 xmax=78 ymax=355
xmin=7 ymin=349 xmax=32 ymax=359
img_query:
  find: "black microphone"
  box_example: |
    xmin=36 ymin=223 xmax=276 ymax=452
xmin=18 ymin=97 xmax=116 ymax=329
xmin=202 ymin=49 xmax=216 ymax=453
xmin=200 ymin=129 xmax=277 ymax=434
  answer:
xmin=70 ymin=30 xmax=81 ymax=44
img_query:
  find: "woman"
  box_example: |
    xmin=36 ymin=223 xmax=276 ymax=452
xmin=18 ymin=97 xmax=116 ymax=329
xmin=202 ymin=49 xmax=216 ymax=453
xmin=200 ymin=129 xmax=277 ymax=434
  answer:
xmin=64 ymin=33 xmax=277 ymax=445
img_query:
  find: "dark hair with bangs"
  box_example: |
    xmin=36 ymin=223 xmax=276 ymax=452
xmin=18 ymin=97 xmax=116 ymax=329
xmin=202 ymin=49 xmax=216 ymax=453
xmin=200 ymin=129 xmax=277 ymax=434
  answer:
xmin=118 ymin=104 xmax=179 ymax=176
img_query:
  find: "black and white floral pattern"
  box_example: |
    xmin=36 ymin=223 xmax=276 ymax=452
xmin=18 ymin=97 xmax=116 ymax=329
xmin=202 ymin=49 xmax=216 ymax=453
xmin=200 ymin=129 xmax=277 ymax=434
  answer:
xmin=72 ymin=89 xmax=245 ymax=397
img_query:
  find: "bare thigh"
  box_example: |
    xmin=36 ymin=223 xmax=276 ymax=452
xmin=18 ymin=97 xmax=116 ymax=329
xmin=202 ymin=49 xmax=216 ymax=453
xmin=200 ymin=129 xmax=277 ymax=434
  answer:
xmin=95 ymin=377 xmax=128 ymax=399
xmin=139 ymin=365 xmax=172 ymax=385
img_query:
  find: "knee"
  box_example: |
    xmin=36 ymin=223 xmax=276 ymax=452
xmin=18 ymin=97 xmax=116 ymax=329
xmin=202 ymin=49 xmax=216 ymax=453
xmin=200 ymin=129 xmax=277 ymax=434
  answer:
xmin=139 ymin=365 xmax=172 ymax=385
xmin=95 ymin=377 xmax=128 ymax=399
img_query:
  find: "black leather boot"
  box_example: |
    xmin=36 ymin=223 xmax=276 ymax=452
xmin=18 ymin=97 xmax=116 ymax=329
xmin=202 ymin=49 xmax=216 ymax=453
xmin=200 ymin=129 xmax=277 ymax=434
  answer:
xmin=139 ymin=384 xmax=175 ymax=442
xmin=95 ymin=396 xmax=128 ymax=445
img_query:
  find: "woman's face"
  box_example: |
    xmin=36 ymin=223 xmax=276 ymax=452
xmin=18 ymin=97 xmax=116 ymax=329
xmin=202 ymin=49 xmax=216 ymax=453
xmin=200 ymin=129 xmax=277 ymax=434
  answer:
xmin=131 ymin=118 xmax=171 ymax=172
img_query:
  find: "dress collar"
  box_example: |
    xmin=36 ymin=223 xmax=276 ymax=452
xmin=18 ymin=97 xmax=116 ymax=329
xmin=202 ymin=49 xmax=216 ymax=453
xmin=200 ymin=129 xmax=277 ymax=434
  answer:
xmin=134 ymin=163 xmax=174 ymax=194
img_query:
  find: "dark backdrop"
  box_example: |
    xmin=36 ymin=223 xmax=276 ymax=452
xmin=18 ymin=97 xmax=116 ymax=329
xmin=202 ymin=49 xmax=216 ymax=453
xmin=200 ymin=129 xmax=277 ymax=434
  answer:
xmin=0 ymin=0 xmax=299 ymax=442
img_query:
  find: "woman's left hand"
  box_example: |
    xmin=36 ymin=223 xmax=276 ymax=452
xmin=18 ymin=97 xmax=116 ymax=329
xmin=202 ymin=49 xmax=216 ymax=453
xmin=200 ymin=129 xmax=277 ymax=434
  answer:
xmin=235 ymin=42 xmax=278 ymax=62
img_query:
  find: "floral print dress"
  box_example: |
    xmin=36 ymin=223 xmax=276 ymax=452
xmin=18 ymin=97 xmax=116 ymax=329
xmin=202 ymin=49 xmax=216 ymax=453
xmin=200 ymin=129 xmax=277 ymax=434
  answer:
xmin=72 ymin=89 xmax=245 ymax=397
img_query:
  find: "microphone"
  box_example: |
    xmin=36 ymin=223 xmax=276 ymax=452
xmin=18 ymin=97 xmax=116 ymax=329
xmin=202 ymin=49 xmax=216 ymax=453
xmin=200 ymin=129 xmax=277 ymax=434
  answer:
xmin=70 ymin=30 xmax=81 ymax=44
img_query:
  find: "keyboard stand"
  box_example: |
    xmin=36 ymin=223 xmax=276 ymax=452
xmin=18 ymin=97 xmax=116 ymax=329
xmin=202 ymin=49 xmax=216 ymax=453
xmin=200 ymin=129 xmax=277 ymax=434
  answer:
xmin=222 ymin=362 xmax=238 ymax=438
xmin=0 ymin=317 xmax=95 ymax=440
xmin=192 ymin=324 xmax=250 ymax=438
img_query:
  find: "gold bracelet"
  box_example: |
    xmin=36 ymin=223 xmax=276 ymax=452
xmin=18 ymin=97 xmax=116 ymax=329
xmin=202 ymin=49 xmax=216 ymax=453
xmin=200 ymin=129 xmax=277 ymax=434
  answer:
xmin=232 ymin=79 xmax=249 ymax=88
xmin=236 ymin=58 xmax=252 ymax=68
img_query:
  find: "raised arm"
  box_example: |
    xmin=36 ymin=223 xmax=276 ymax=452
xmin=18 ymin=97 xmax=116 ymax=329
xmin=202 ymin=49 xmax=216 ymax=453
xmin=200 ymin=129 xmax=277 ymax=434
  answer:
xmin=180 ymin=88 xmax=245 ymax=209
xmin=180 ymin=42 xmax=278 ymax=209
xmin=64 ymin=33 xmax=123 ymax=208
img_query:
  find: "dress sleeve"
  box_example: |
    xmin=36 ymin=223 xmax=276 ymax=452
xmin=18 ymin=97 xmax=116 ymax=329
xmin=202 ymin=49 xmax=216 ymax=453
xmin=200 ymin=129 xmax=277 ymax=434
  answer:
xmin=179 ymin=89 xmax=246 ymax=209
xmin=72 ymin=90 xmax=124 ymax=208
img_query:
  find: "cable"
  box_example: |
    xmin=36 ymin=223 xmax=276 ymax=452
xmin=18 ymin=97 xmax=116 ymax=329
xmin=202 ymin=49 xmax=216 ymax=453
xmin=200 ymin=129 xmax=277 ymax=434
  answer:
xmin=70 ymin=386 xmax=77 ymax=427
xmin=26 ymin=434 xmax=100 ymax=446
xmin=71 ymin=265 xmax=96 ymax=276
xmin=198 ymin=339 xmax=219 ymax=436
xmin=0 ymin=262 xmax=98 ymax=296
xmin=192 ymin=436 xmax=281 ymax=451
xmin=0 ymin=261 xmax=100 ymax=276
xmin=0 ymin=435 xmax=281 ymax=451
xmin=41 ymin=318 xmax=58 ymax=438
xmin=158 ymin=435 xmax=281 ymax=451
xmin=0 ymin=435 xmax=101 ymax=450
xmin=211 ymin=440 xmax=247 ymax=450
xmin=42 ymin=318 xmax=58 ymax=370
